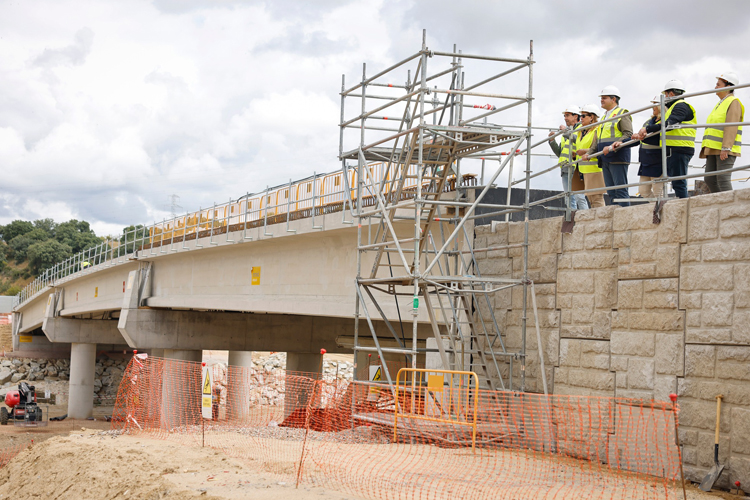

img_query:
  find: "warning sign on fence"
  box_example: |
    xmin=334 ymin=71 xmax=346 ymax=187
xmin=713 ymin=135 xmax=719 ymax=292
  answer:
xmin=368 ymin=365 xmax=382 ymax=401
xmin=201 ymin=366 xmax=212 ymax=420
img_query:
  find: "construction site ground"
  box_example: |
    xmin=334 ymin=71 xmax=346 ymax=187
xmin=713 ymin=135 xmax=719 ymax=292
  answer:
xmin=0 ymin=419 xmax=742 ymax=499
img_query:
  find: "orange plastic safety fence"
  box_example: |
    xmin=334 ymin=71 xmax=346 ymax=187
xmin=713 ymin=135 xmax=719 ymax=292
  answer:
xmin=113 ymin=355 xmax=684 ymax=499
xmin=0 ymin=436 xmax=33 ymax=469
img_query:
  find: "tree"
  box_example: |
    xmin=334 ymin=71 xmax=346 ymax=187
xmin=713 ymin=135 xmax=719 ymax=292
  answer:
xmin=8 ymin=228 xmax=50 ymax=262
xmin=27 ymin=240 xmax=73 ymax=274
xmin=119 ymin=225 xmax=150 ymax=254
xmin=0 ymin=220 xmax=34 ymax=243
xmin=55 ymin=219 xmax=101 ymax=253
xmin=33 ymin=218 xmax=57 ymax=238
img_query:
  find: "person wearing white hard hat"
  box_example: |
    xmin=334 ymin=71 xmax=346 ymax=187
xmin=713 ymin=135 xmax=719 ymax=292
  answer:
xmin=548 ymin=105 xmax=588 ymax=210
xmin=700 ymin=73 xmax=744 ymax=193
xmin=632 ymin=79 xmax=696 ymax=198
xmin=614 ymin=96 xmax=665 ymax=198
xmin=573 ymin=104 xmax=606 ymax=208
xmin=583 ymin=85 xmax=633 ymax=206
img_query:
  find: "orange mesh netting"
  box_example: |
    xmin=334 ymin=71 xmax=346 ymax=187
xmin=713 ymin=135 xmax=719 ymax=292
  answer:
xmin=113 ymin=354 xmax=685 ymax=499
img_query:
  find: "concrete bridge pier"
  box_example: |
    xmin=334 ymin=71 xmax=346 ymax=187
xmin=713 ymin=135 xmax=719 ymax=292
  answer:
xmin=284 ymin=352 xmax=323 ymax=420
xmin=227 ymin=350 xmax=253 ymax=421
xmin=68 ymin=342 xmax=96 ymax=419
xmin=161 ymin=349 xmax=202 ymax=429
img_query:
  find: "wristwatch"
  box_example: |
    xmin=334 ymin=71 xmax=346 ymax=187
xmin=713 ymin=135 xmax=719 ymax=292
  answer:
xmin=722 ymin=147 xmax=731 ymax=151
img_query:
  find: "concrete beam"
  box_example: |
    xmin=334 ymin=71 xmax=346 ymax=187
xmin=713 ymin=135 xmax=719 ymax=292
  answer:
xmin=118 ymin=306 xmax=430 ymax=353
xmin=42 ymin=293 xmax=125 ymax=344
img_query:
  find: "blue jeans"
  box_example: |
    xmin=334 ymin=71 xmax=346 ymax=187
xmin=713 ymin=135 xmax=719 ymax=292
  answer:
xmin=602 ymin=162 xmax=630 ymax=206
xmin=667 ymin=152 xmax=691 ymax=198
xmin=561 ymin=171 xmax=589 ymax=210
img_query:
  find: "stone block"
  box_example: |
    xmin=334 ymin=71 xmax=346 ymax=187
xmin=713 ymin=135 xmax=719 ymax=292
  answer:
xmin=613 ymin=231 xmax=631 ymax=249
xmin=720 ymin=203 xmax=750 ymax=220
xmin=700 ymin=293 xmax=734 ymax=326
xmin=610 ymin=331 xmax=655 ymax=357
xmin=585 ymin=220 xmax=613 ymax=235
xmin=580 ymin=351 xmax=610 ymax=370
xmin=732 ymin=312 xmax=750 ymax=343
xmin=613 ymin=204 xmax=657 ymax=232
xmin=627 ymin=358 xmax=654 ymax=390
xmin=475 ymin=224 xmax=491 ymax=235
xmin=575 ymin=209 xmax=597 ymax=222
xmin=644 ymin=289 xmax=678 ymax=310
xmin=484 ymin=257 xmax=513 ymax=276
xmin=567 ymin=367 xmax=615 ymax=392
xmin=559 ymin=339 xmax=581 ymax=367
xmin=686 ymin=311 xmax=702 ymax=327
xmin=611 ymin=311 xmax=628 ymax=329
xmin=736 ymin=291 xmax=750 ymax=308
xmin=594 ymin=271 xmax=617 ymax=309
xmin=643 ymin=278 xmax=678 ymax=293
xmin=658 ymin=199 xmax=688 ymax=244
xmin=686 ymin=328 xmax=732 ymax=343
xmin=616 ymin=371 xmax=627 ymax=389
xmin=618 ymin=263 xmax=657 ymax=280
xmin=557 ymin=253 xmax=572 ymax=270
xmin=728 ymin=456 xmax=750 ymax=494
xmin=571 ymin=251 xmax=618 ymax=270
xmin=684 ymin=345 xmax=715 ymax=378
xmin=690 ymin=190 xmax=734 ymax=207
xmin=716 ymin=358 xmax=750 ymax=381
xmin=593 ymin=311 xmax=611 ymax=337
xmin=585 ymin=232 xmax=613 ymax=250
xmin=595 ymin=205 xmax=616 ymax=219
xmin=680 ymin=264 xmax=734 ymax=291
xmin=557 ymin=270 xmax=594 ymax=294
xmin=735 ymin=264 xmax=750 ymax=291
xmin=618 ymin=247 xmax=631 ymax=265
xmin=677 ymin=398 xmax=723 ymax=430
xmin=717 ymin=345 xmax=750 ymax=363
xmin=617 ymin=280 xmax=644 ymax=309
xmin=630 ymin=231 xmax=658 ymax=263
xmin=562 ymin=226 xmax=584 ymax=252
xmin=541 ymin=217 xmax=562 ymax=254
xmin=654 ymin=333 xmax=683 ymax=376
xmin=538 ymin=254 xmax=558 ymax=283
xmin=680 ymin=428 xmax=698 ymax=447
xmin=701 ymin=241 xmax=750 ymax=262
xmin=688 ymin=208 xmax=719 ymax=241
xmin=571 ymin=295 xmax=595 ymax=324
xmin=655 ymin=244 xmax=680 ymax=278
xmin=697 ymin=432 xmax=731 ymax=469
xmin=679 ymin=292 xmax=702 ymax=309
xmin=680 ymin=244 xmax=701 ymax=263
xmin=721 ymin=219 xmax=750 ymax=238
xmin=628 ymin=311 xmax=683 ymax=332
xmin=653 ymin=374 xmax=677 ymax=402
xmin=557 ymin=293 xmax=572 ymax=309
xmin=560 ymin=325 xmax=595 ymax=339
xmin=737 ymin=189 xmax=750 ymax=200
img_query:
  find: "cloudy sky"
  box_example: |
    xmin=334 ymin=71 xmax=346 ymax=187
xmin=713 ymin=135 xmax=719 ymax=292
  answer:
xmin=2 ymin=0 xmax=750 ymax=236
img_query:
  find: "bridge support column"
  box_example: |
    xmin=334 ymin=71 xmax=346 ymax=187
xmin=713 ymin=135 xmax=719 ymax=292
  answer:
xmin=68 ymin=343 xmax=96 ymax=420
xmin=227 ymin=351 xmax=253 ymax=421
xmin=284 ymin=352 xmax=323 ymax=420
xmin=161 ymin=349 xmax=202 ymax=429
xmin=149 ymin=348 xmax=165 ymax=358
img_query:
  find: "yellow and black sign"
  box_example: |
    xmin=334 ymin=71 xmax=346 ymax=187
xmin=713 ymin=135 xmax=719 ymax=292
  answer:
xmin=251 ymin=266 xmax=261 ymax=286
xmin=201 ymin=367 xmax=212 ymax=419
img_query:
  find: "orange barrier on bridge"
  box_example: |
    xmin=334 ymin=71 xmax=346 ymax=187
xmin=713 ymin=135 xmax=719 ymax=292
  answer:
xmin=113 ymin=355 xmax=685 ymax=499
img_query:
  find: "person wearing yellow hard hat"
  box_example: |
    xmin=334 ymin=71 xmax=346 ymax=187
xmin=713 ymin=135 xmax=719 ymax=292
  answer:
xmin=700 ymin=72 xmax=743 ymax=193
xmin=548 ymin=105 xmax=588 ymax=210
xmin=632 ymin=79 xmax=697 ymax=198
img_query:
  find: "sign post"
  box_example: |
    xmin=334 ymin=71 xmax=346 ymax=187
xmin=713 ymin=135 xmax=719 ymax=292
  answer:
xmin=201 ymin=363 xmax=212 ymax=447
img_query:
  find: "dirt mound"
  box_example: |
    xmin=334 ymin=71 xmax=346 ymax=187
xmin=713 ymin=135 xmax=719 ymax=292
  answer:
xmin=0 ymin=429 xmax=360 ymax=500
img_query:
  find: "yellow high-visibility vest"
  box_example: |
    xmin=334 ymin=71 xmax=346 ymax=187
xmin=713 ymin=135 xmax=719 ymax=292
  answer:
xmin=576 ymin=128 xmax=601 ymax=174
xmin=662 ymin=99 xmax=697 ymax=148
xmin=597 ymin=107 xmax=628 ymax=145
xmin=558 ymin=123 xmax=580 ymax=167
xmin=701 ymin=95 xmax=744 ymax=154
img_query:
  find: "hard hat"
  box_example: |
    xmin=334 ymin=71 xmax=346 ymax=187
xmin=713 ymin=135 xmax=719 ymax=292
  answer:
xmin=580 ymin=104 xmax=601 ymax=116
xmin=563 ymin=105 xmax=581 ymax=115
xmin=599 ymin=85 xmax=620 ymax=98
xmin=650 ymin=95 xmax=660 ymax=104
xmin=717 ymin=72 xmax=739 ymax=86
xmin=663 ymin=79 xmax=686 ymax=92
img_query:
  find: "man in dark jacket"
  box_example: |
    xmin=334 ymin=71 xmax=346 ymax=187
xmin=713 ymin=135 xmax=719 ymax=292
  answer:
xmin=632 ymin=80 xmax=696 ymax=198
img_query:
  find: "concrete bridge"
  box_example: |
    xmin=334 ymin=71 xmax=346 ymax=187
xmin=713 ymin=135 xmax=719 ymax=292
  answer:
xmin=11 ymin=194 xmax=463 ymax=418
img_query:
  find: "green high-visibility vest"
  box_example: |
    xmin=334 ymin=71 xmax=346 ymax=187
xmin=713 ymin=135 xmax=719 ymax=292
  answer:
xmin=558 ymin=123 xmax=580 ymax=167
xmin=661 ymin=99 xmax=697 ymax=148
xmin=576 ymin=128 xmax=601 ymax=174
xmin=701 ymin=95 xmax=744 ymax=154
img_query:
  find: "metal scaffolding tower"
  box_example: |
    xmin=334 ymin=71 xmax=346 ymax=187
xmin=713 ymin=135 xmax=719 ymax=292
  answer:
xmin=340 ymin=30 xmax=539 ymax=393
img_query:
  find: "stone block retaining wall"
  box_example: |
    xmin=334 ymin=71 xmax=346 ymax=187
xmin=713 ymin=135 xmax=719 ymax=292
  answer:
xmin=475 ymin=188 xmax=750 ymax=488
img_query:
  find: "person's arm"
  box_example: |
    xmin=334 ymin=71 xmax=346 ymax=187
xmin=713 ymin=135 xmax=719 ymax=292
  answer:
xmin=617 ymin=114 xmax=633 ymax=140
xmin=723 ymin=100 xmax=741 ymax=150
xmin=548 ymin=137 xmax=561 ymax=157
xmin=646 ymin=102 xmax=691 ymax=132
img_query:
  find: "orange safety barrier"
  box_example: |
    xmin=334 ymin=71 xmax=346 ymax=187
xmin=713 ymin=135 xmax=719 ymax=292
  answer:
xmin=113 ymin=354 xmax=685 ymax=499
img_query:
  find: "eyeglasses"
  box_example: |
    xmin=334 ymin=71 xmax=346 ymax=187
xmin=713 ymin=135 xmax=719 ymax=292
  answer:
xmin=581 ymin=113 xmax=591 ymax=118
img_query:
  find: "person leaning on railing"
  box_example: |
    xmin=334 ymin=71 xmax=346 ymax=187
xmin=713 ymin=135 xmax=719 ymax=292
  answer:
xmin=700 ymin=72 xmax=744 ymax=193
xmin=632 ymin=80 xmax=696 ymax=199
xmin=573 ymin=104 xmax=606 ymax=208
xmin=613 ymin=96 xmax=665 ymax=198
xmin=583 ymin=86 xmax=633 ymax=207
xmin=548 ymin=105 xmax=589 ymax=210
